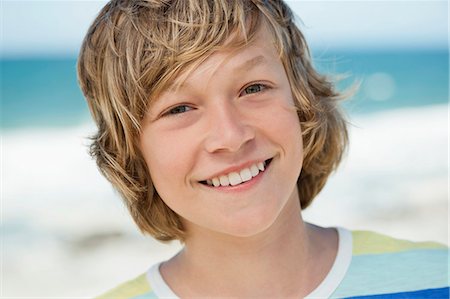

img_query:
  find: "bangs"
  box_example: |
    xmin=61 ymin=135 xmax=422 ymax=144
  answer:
xmin=145 ymin=1 xmax=263 ymax=102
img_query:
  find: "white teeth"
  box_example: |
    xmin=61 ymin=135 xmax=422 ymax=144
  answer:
xmin=250 ymin=164 xmax=259 ymax=177
xmin=204 ymin=160 xmax=269 ymax=188
xmin=257 ymin=162 xmax=265 ymax=171
xmin=219 ymin=175 xmax=230 ymax=187
xmin=229 ymin=172 xmax=243 ymax=186
xmin=240 ymin=168 xmax=252 ymax=182
xmin=212 ymin=177 xmax=220 ymax=187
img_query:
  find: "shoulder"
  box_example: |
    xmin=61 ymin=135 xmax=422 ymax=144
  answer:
xmin=351 ymin=230 xmax=447 ymax=255
xmin=95 ymin=273 xmax=158 ymax=299
xmin=349 ymin=230 xmax=448 ymax=276
xmin=331 ymin=229 xmax=449 ymax=298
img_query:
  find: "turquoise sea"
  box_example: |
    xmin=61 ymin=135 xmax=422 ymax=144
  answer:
xmin=1 ymin=49 xmax=448 ymax=129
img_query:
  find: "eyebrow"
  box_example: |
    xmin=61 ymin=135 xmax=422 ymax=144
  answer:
xmin=166 ymin=55 xmax=268 ymax=93
xmin=235 ymin=55 xmax=268 ymax=73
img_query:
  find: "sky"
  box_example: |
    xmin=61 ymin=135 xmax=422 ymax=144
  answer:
xmin=1 ymin=0 xmax=448 ymax=58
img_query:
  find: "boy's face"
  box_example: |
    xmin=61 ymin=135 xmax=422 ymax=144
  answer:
xmin=140 ymin=25 xmax=304 ymax=239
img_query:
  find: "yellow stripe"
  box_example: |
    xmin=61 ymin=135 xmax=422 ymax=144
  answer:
xmin=95 ymin=273 xmax=152 ymax=299
xmin=352 ymin=230 xmax=447 ymax=255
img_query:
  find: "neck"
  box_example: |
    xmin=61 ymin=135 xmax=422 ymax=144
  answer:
xmin=161 ymin=192 xmax=337 ymax=298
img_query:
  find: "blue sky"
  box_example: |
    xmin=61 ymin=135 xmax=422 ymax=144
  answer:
xmin=1 ymin=0 xmax=448 ymax=57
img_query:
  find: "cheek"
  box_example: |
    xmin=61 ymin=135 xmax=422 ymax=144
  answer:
xmin=260 ymin=101 xmax=304 ymax=175
xmin=261 ymin=102 xmax=303 ymax=146
xmin=140 ymin=132 xmax=194 ymax=195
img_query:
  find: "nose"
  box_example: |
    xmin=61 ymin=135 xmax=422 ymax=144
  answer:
xmin=204 ymin=102 xmax=255 ymax=154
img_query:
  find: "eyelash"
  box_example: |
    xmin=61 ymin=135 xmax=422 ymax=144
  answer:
xmin=162 ymin=104 xmax=194 ymax=117
xmin=240 ymin=83 xmax=268 ymax=96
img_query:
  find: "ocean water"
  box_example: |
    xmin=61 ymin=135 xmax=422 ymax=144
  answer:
xmin=311 ymin=49 xmax=448 ymax=114
xmin=1 ymin=58 xmax=89 ymax=128
xmin=1 ymin=49 xmax=448 ymax=128
xmin=2 ymin=50 xmax=448 ymax=296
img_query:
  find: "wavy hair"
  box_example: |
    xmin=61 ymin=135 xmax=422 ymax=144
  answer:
xmin=77 ymin=0 xmax=348 ymax=241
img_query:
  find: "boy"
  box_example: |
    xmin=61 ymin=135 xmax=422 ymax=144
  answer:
xmin=77 ymin=0 xmax=448 ymax=298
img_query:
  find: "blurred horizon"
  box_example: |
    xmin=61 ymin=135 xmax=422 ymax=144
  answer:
xmin=2 ymin=49 xmax=448 ymax=129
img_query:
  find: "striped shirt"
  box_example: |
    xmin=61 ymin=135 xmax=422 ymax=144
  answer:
xmin=96 ymin=228 xmax=449 ymax=298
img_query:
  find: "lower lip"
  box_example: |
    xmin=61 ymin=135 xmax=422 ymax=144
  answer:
xmin=201 ymin=162 xmax=271 ymax=193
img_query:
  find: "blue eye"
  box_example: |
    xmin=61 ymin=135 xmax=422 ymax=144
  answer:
xmin=164 ymin=105 xmax=193 ymax=116
xmin=241 ymin=83 xmax=266 ymax=96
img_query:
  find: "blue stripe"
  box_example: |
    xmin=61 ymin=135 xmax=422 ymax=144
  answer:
xmin=331 ymin=249 xmax=448 ymax=297
xmin=133 ymin=291 xmax=159 ymax=299
xmin=344 ymin=287 xmax=449 ymax=299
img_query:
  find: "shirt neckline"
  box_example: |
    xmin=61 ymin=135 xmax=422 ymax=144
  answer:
xmin=305 ymin=227 xmax=353 ymax=298
xmin=146 ymin=227 xmax=353 ymax=298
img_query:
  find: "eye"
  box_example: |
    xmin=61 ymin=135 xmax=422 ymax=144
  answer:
xmin=163 ymin=105 xmax=193 ymax=117
xmin=240 ymin=83 xmax=267 ymax=96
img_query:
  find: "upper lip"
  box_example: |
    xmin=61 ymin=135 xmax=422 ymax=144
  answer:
xmin=200 ymin=158 xmax=271 ymax=182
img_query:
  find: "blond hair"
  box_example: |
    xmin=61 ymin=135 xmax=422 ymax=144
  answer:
xmin=77 ymin=0 xmax=348 ymax=241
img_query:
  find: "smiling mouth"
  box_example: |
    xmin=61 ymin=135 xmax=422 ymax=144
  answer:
xmin=199 ymin=158 xmax=273 ymax=188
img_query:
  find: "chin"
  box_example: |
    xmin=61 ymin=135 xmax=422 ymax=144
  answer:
xmin=217 ymin=203 xmax=284 ymax=238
